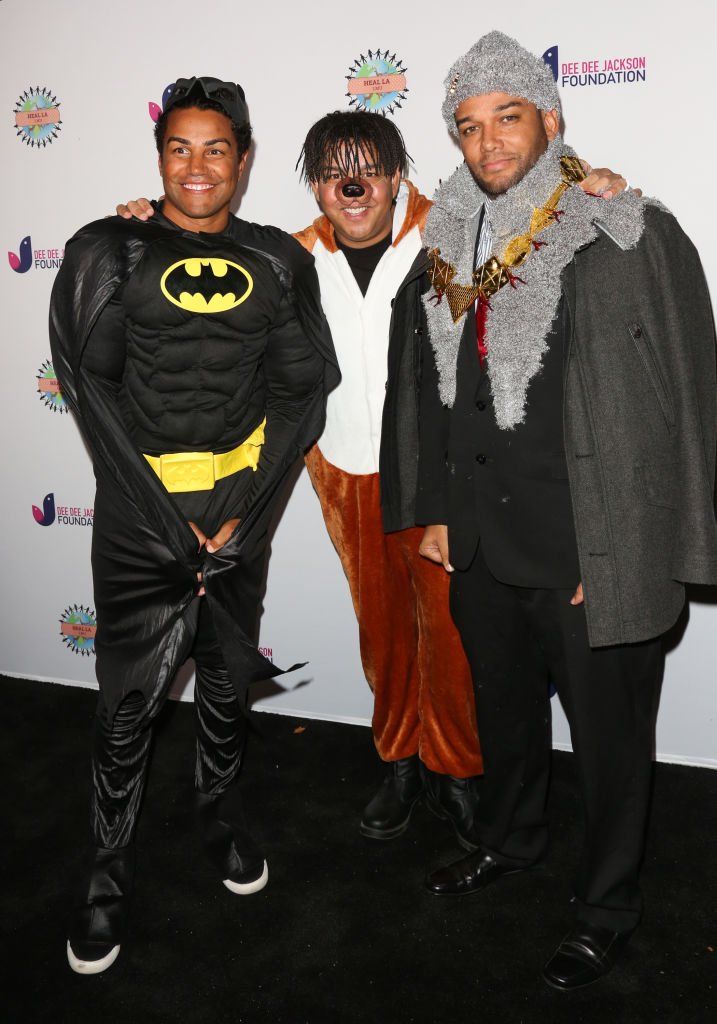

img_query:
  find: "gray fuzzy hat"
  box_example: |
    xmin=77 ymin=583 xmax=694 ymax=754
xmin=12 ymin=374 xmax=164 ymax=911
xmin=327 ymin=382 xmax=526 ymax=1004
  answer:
xmin=442 ymin=31 xmax=561 ymax=135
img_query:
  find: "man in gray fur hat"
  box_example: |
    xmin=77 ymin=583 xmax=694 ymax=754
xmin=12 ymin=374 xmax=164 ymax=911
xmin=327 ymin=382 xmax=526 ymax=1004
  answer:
xmin=417 ymin=30 xmax=717 ymax=990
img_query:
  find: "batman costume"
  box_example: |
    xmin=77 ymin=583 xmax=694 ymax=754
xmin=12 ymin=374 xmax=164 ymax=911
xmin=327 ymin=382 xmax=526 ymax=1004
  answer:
xmin=50 ymin=205 xmax=337 ymax=968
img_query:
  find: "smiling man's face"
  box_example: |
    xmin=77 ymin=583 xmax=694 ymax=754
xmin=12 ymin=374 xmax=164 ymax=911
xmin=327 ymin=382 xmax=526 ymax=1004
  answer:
xmin=158 ymin=106 xmax=246 ymax=233
xmin=454 ymin=91 xmax=559 ymax=197
xmin=310 ymin=145 xmax=400 ymax=249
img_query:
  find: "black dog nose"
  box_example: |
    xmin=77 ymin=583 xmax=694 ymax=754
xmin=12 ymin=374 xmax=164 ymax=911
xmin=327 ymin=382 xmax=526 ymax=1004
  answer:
xmin=342 ymin=182 xmax=365 ymax=198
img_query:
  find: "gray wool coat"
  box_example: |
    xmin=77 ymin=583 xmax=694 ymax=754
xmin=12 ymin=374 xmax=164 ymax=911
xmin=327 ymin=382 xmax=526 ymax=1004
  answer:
xmin=417 ymin=205 xmax=717 ymax=647
xmin=562 ymin=205 xmax=717 ymax=645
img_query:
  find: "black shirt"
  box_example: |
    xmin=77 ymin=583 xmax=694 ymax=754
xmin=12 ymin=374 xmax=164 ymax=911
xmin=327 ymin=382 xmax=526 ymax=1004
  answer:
xmin=336 ymin=232 xmax=392 ymax=295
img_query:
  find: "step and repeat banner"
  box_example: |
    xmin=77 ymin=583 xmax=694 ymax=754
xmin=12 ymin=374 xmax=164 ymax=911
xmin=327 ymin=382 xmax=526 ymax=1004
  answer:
xmin=2 ymin=0 xmax=715 ymax=766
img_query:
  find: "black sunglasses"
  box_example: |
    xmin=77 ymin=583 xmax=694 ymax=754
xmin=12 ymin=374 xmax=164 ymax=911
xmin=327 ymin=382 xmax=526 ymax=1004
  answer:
xmin=165 ymin=77 xmax=248 ymax=124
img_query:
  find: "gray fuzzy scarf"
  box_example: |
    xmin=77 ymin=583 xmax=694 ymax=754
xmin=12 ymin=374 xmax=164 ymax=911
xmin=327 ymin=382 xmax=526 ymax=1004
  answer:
xmin=423 ymin=136 xmax=650 ymax=428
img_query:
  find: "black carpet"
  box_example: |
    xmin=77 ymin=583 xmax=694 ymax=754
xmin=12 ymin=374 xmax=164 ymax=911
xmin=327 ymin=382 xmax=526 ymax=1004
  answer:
xmin=2 ymin=675 xmax=716 ymax=1023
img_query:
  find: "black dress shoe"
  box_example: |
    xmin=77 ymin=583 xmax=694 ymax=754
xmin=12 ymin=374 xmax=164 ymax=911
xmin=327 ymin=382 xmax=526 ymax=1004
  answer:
xmin=425 ymin=772 xmax=481 ymax=851
xmin=360 ymin=755 xmax=424 ymax=840
xmin=425 ymin=847 xmax=523 ymax=895
xmin=542 ymin=921 xmax=633 ymax=990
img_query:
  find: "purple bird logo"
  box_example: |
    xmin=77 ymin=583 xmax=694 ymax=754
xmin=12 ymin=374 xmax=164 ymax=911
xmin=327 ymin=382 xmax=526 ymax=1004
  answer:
xmin=148 ymin=84 xmax=177 ymax=123
xmin=542 ymin=45 xmax=559 ymax=82
xmin=8 ymin=235 xmax=32 ymax=273
xmin=32 ymin=492 xmax=56 ymax=526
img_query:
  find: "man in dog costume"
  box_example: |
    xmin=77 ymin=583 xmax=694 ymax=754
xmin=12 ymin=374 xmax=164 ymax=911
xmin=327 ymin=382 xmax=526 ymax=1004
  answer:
xmin=295 ymin=111 xmax=483 ymax=846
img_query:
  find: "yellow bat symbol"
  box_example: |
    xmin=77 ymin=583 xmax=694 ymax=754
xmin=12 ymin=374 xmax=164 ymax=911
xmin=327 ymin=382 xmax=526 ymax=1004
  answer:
xmin=160 ymin=257 xmax=254 ymax=313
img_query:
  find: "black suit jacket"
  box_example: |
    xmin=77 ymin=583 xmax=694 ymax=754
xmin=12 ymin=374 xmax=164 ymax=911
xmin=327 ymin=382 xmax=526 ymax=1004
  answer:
xmin=416 ymin=296 xmax=580 ymax=587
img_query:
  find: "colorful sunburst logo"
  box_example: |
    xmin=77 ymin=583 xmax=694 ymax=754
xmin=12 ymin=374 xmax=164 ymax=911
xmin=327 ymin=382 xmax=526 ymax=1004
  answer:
xmin=36 ymin=359 xmax=68 ymax=413
xmin=346 ymin=50 xmax=408 ymax=115
xmin=60 ymin=604 xmax=97 ymax=656
xmin=14 ymin=87 xmax=62 ymax=147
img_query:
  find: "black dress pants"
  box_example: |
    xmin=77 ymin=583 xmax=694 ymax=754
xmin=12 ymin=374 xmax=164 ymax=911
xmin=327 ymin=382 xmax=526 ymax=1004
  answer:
xmin=450 ymin=548 xmax=661 ymax=933
xmin=91 ymin=597 xmax=247 ymax=849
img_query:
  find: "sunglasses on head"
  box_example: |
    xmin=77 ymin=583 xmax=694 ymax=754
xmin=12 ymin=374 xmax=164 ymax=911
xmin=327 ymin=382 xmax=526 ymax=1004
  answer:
xmin=165 ymin=77 xmax=247 ymax=123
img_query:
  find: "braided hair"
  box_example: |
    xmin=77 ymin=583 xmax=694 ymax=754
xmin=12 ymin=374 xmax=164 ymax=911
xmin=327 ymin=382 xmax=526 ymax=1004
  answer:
xmin=298 ymin=110 xmax=410 ymax=184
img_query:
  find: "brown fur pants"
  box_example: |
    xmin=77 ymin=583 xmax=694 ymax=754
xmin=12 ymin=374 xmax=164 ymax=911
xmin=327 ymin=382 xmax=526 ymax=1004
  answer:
xmin=306 ymin=446 xmax=482 ymax=777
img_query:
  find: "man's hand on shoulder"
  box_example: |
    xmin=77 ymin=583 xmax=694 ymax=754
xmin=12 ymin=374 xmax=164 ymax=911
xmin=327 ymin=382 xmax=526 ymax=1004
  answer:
xmin=419 ymin=525 xmax=453 ymax=572
xmin=578 ymin=162 xmax=642 ymax=200
xmin=116 ymin=197 xmax=157 ymax=221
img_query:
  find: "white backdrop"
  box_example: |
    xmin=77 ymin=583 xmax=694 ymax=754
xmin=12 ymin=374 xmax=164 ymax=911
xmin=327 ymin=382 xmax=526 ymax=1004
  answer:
xmin=1 ymin=0 xmax=715 ymax=767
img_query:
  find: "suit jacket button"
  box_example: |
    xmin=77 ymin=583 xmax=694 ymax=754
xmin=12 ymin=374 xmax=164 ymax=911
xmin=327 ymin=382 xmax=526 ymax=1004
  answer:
xmin=476 ymin=400 xmax=486 ymax=411
xmin=476 ymin=453 xmax=487 ymax=464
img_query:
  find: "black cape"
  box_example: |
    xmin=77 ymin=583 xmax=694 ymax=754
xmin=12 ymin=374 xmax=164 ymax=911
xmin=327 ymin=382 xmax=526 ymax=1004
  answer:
xmin=49 ymin=213 xmax=339 ymax=715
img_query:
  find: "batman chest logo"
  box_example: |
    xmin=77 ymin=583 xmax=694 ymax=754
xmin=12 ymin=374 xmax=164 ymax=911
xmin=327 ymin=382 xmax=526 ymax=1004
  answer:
xmin=160 ymin=257 xmax=253 ymax=313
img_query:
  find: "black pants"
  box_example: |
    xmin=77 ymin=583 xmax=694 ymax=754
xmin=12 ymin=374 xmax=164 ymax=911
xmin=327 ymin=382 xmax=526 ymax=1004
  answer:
xmin=450 ymin=548 xmax=661 ymax=933
xmin=91 ymin=598 xmax=246 ymax=849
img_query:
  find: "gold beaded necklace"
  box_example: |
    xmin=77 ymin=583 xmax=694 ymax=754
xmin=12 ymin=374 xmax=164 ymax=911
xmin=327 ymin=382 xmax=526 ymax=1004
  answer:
xmin=427 ymin=155 xmax=586 ymax=324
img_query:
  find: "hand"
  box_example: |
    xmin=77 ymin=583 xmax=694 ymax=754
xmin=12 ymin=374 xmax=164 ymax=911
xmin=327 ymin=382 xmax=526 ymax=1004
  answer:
xmin=419 ymin=524 xmax=453 ymax=572
xmin=188 ymin=520 xmax=207 ymax=596
xmin=578 ymin=162 xmax=639 ymax=199
xmin=570 ymin=581 xmax=584 ymax=606
xmin=206 ymin=518 xmax=241 ymax=554
xmin=116 ymin=197 xmax=157 ymax=220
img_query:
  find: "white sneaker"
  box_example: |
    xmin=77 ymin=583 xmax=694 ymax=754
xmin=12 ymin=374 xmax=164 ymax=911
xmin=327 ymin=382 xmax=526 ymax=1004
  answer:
xmin=67 ymin=940 xmax=120 ymax=975
xmin=223 ymin=859 xmax=268 ymax=895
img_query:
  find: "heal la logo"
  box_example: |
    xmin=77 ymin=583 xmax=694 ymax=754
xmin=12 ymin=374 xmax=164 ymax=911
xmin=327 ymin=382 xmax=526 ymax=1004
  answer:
xmin=36 ymin=359 xmax=68 ymax=413
xmin=59 ymin=604 xmax=97 ymax=656
xmin=14 ymin=86 xmax=62 ymax=147
xmin=345 ymin=50 xmax=408 ymax=115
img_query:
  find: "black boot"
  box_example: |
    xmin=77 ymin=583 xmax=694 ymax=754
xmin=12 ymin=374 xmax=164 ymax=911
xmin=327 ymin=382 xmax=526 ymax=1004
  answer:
xmin=195 ymin=789 xmax=267 ymax=895
xmin=425 ymin=772 xmax=481 ymax=851
xmin=360 ymin=755 xmax=424 ymax=840
xmin=67 ymin=844 xmax=135 ymax=975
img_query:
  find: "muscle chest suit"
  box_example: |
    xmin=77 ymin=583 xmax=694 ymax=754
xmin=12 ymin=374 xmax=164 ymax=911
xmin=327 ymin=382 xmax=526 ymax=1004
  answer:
xmin=51 ymin=211 xmax=335 ymax=858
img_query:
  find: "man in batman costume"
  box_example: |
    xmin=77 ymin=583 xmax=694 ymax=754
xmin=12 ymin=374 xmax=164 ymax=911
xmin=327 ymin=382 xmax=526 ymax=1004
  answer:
xmin=49 ymin=76 xmax=337 ymax=975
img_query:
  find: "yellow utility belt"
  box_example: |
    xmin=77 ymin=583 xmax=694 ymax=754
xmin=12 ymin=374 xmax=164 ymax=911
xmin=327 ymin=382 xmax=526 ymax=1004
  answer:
xmin=144 ymin=419 xmax=266 ymax=493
